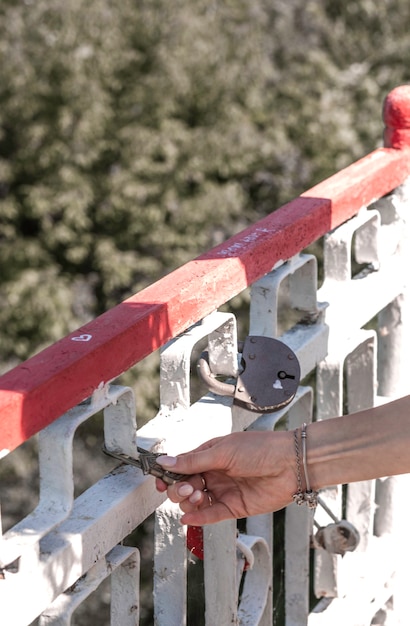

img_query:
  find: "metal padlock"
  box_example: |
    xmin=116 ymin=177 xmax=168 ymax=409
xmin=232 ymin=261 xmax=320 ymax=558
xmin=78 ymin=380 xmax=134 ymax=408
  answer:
xmin=313 ymin=521 xmax=360 ymax=556
xmin=197 ymin=335 xmax=300 ymax=413
xmin=312 ymin=496 xmax=360 ymax=555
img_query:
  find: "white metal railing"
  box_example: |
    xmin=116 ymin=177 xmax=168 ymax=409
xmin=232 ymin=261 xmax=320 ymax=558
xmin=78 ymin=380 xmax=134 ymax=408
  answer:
xmin=1 ymin=86 xmax=410 ymax=625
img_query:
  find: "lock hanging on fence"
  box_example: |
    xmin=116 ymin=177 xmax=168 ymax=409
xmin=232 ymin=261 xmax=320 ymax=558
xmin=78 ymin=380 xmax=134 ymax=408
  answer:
xmin=312 ymin=496 xmax=360 ymax=555
xmin=197 ymin=335 xmax=301 ymax=414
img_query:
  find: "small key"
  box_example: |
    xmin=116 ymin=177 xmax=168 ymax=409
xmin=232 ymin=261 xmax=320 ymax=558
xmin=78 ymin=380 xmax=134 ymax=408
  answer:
xmin=102 ymin=445 xmax=188 ymax=485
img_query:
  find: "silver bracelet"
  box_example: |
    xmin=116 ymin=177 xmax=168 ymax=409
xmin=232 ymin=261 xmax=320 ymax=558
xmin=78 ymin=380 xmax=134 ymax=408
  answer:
xmin=292 ymin=422 xmax=318 ymax=509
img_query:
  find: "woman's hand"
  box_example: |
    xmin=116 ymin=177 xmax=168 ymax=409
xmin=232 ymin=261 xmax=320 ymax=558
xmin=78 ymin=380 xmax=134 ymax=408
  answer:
xmin=157 ymin=395 xmax=410 ymax=526
xmin=155 ymin=430 xmax=296 ymax=525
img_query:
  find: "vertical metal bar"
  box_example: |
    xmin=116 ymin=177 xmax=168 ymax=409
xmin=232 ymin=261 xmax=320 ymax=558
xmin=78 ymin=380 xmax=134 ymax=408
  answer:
xmin=154 ymin=501 xmax=187 ymax=626
xmin=111 ymin=548 xmax=140 ymax=626
xmin=203 ymin=520 xmax=238 ymax=626
xmin=103 ymin=386 xmax=139 ymax=459
xmin=284 ymin=391 xmax=314 ymax=626
xmin=374 ymin=181 xmax=410 ymax=624
xmin=159 ymin=311 xmax=237 ymax=412
xmin=345 ymin=334 xmax=377 ymax=552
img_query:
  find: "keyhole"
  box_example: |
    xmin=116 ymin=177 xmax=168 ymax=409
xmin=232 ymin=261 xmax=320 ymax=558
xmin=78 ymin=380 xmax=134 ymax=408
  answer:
xmin=278 ymin=370 xmax=295 ymax=380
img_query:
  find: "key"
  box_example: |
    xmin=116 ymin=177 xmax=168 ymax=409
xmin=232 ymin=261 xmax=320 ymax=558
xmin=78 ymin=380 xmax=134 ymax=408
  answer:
xmin=102 ymin=444 xmax=188 ymax=485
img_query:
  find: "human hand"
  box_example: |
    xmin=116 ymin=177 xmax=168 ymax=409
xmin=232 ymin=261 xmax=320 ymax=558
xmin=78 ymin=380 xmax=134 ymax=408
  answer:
xmin=155 ymin=430 xmax=296 ymax=525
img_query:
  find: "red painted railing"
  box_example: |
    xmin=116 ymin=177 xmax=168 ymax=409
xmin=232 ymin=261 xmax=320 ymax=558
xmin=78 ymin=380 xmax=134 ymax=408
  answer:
xmin=1 ymin=85 xmax=410 ymax=455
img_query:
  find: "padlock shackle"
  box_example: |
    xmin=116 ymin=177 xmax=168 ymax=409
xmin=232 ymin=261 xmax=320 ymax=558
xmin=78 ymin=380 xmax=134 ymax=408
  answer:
xmin=197 ymin=352 xmax=236 ymax=398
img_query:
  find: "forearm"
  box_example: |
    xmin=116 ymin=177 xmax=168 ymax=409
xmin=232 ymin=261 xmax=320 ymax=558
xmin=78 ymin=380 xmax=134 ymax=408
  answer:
xmin=307 ymin=395 xmax=410 ymax=490
xmin=159 ymin=395 xmax=410 ymax=524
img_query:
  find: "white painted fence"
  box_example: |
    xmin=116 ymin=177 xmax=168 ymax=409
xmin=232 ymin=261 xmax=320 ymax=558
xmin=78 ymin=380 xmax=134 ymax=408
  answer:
xmin=2 ymin=88 xmax=410 ymax=625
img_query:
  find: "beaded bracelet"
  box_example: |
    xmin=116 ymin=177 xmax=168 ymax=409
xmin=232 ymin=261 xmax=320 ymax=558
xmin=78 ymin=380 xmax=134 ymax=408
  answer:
xmin=292 ymin=422 xmax=318 ymax=509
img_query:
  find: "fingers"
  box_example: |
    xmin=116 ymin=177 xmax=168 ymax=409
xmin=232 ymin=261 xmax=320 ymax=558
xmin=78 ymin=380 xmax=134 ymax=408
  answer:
xmin=154 ymin=436 xmax=242 ymax=526
xmin=162 ymin=478 xmax=232 ymax=525
xmin=156 ymin=470 xmax=222 ymax=521
xmin=154 ymin=476 xmax=204 ymax=505
xmin=173 ymin=482 xmax=203 ymax=506
xmin=165 ymin=476 xmax=206 ymax=506
xmin=180 ymin=502 xmax=232 ymax=526
xmin=156 ymin=438 xmax=224 ymax=476
xmin=155 ymin=477 xmax=168 ymax=493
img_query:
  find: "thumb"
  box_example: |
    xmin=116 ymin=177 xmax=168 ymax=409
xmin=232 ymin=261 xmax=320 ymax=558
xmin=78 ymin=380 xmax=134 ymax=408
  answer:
xmin=157 ymin=445 xmax=221 ymax=476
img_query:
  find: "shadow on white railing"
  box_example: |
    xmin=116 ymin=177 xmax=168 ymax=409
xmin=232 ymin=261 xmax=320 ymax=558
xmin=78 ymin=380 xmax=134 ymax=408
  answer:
xmin=1 ymin=86 xmax=410 ymax=625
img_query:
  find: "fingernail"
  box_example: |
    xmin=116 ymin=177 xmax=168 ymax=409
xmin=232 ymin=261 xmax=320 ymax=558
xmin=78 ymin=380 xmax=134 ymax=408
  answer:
xmin=189 ymin=490 xmax=202 ymax=504
xmin=178 ymin=483 xmax=194 ymax=497
xmin=157 ymin=455 xmax=177 ymax=467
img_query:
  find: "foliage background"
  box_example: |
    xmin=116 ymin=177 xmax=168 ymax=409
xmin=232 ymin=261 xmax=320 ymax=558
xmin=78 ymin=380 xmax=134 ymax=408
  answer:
xmin=1 ymin=0 xmax=410 ymax=623
xmin=2 ymin=0 xmax=410 ymax=380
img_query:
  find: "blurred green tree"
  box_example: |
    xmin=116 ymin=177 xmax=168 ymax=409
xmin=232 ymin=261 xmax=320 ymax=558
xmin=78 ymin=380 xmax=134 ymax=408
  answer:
xmin=1 ymin=0 xmax=410 ymax=392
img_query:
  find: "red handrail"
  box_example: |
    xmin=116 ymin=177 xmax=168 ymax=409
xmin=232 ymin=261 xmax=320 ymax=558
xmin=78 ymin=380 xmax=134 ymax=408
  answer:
xmin=1 ymin=86 xmax=410 ymax=454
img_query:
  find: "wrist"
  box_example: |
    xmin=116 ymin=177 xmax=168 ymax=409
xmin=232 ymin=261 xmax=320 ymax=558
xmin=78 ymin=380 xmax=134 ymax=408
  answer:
xmin=302 ymin=419 xmax=348 ymax=491
xmin=292 ymin=423 xmax=319 ymax=508
xmin=262 ymin=429 xmax=300 ymax=505
xmin=303 ymin=406 xmax=402 ymax=490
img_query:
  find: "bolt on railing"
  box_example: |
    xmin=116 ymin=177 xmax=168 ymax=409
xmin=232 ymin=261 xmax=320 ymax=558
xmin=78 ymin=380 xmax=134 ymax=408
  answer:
xmin=1 ymin=86 xmax=410 ymax=625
